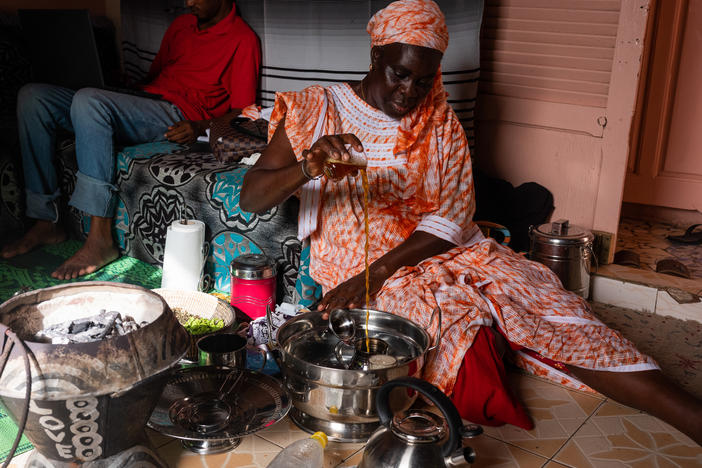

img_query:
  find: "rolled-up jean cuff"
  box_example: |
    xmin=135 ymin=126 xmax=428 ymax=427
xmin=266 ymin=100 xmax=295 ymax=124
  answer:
xmin=69 ymin=171 xmax=119 ymax=217
xmin=25 ymin=189 xmax=61 ymax=222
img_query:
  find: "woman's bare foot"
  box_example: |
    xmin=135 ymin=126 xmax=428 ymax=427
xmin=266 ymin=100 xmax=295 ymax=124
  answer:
xmin=51 ymin=215 xmax=119 ymax=280
xmin=1 ymin=220 xmax=66 ymax=258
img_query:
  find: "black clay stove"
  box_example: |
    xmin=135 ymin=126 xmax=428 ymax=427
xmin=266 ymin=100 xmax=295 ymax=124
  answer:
xmin=0 ymin=282 xmax=190 ymax=467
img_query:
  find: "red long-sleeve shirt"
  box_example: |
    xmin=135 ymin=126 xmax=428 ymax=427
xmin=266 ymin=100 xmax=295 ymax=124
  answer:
xmin=143 ymin=6 xmax=260 ymax=121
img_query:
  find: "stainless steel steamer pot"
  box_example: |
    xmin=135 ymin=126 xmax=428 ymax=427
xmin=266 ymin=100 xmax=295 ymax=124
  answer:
xmin=268 ymin=308 xmax=439 ymax=442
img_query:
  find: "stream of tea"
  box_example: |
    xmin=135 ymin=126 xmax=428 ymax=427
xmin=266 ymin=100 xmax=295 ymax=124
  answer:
xmin=327 ymin=156 xmax=371 ymax=353
xmin=361 ymin=169 xmax=370 ymax=353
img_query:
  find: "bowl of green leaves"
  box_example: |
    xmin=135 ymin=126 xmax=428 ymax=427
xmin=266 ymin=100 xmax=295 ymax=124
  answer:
xmin=152 ymin=289 xmax=238 ymax=361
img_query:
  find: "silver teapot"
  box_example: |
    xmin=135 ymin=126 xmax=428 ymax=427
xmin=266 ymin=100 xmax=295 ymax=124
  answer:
xmin=358 ymin=377 xmax=482 ymax=468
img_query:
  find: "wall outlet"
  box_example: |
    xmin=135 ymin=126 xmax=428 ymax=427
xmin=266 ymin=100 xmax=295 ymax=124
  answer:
xmin=592 ymin=230 xmax=615 ymax=265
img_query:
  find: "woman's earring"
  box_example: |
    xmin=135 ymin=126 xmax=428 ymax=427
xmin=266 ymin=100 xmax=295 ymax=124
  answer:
xmin=369 ymin=63 xmax=374 ymax=72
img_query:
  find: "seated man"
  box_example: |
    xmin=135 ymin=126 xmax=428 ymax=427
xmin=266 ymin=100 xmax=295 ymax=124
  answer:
xmin=1 ymin=0 xmax=260 ymax=279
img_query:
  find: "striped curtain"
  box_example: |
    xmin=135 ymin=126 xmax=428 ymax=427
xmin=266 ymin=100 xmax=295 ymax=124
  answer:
xmin=121 ymin=0 xmax=484 ymax=150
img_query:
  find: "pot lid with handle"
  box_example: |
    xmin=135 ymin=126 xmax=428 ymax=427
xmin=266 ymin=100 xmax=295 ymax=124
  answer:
xmin=530 ymin=219 xmax=595 ymax=246
xmin=390 ymin=410 xmax=447 ymax=444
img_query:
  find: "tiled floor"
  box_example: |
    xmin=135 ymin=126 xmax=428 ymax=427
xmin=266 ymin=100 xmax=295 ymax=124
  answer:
xmin=474 ymin=373 xmax=702 ymax=467
xmin=7 ymin=370 xmax=699 ymax=468
xmin=590 ymin=302 xmax=702 ymax=400
xmin=144 ymin=419 xmax=366 ymax=468
xmin=616 ymin=217 xmax=702 ymax=280
xmin=144 ymin=372 xmax=702 ymax=467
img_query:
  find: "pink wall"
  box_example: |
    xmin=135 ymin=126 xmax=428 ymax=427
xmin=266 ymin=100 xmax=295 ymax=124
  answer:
xmin=476 ymin=122 xmax=603 ymax=228
xmin=476 ymin=0 xmax=651 ymax=248
xmin=662 ymin=0 xmax=702 ymax=178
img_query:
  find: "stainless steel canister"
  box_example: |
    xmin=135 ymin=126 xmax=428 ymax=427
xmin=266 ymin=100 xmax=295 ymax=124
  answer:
xmin=529 ymin=219 xmax=595 ymax=299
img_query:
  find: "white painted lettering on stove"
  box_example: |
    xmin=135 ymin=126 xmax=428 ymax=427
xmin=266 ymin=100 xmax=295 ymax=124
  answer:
xmin=28 ymin=395 xmax=104 ymax=460
xmin=30 ymin=401 xmax=72 ymax=459
xmin=67 ymin=397 xmax=103 ymax=461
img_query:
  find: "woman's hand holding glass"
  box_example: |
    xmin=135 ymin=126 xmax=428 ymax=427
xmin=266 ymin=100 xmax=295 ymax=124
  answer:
xmin=303 ymin=133 xmax=365 ymax=181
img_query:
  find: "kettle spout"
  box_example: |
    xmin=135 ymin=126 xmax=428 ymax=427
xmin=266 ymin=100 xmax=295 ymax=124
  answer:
xmin=445 ymin=446 xmax=476 ymax=466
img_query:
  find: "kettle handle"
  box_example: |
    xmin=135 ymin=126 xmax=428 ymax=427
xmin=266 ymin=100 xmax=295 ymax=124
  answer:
xmin=376 ymin=376 xmax=463 ymax=458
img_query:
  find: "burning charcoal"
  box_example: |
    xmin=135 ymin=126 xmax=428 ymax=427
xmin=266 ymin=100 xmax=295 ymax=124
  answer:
xmin=69 ymin=319 xmax=94 ymax=334
xmin=71 ymin=331 xmax=98 ymax=343
xmin=96 ymin=311 xmax=120 ymax=339
xmin=33 ymin=310 xmax=145 ymax=343
xmin=34 ymin=322 xmax=71 ymax=343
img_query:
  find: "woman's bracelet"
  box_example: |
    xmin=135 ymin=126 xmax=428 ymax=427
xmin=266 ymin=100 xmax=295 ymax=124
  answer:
xmin=300 ymin=158 xmax=322 ymax=180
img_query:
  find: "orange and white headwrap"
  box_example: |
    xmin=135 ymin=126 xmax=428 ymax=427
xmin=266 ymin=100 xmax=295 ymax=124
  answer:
xmin=367 ymin=0 xmax=451 ymax=208
xmin=367 ymin=0 xmax=448 ymax=53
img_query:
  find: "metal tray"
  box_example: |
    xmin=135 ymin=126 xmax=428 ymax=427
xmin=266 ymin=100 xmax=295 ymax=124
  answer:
xmin=148 ymin=366 xmax=289 ymax=451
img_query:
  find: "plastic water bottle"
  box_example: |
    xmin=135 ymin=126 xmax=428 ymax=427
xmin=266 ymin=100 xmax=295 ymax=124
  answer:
xmin=266 ymin=431 xmax=328 ymax=468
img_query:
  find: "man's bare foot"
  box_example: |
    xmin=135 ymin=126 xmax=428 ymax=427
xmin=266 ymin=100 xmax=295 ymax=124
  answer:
xmin=1 ymin=220 xmax=66 ymax=259
xmin=51 ymin=236 xmax=119 ymax=280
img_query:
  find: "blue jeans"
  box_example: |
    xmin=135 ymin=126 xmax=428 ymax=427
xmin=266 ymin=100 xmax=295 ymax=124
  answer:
xmin=17 ymin=83 xmax=184 ymax=220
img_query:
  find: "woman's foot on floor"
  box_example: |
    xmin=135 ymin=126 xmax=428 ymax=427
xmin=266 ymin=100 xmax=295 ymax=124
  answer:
xmin=1 ymin=220 xmax=66 ymax=258
xmin=51 ymin=237 xmax=119 ymax=280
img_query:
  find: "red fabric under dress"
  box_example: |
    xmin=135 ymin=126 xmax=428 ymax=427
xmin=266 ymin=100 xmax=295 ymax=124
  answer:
xmin=450 ymin=326 xmax=531 ymax=429
xmin=450 ymin=324 xmax=575 ymax=430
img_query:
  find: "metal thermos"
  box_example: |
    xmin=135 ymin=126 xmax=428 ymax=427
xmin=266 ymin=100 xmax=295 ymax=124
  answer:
xmin=529 ymin=219 xmax=595 ymax=299
xmin=230 ymin=253 xmax=276 ymax=321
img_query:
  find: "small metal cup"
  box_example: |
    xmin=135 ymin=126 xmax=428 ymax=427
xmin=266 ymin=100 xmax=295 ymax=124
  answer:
xmin=354 ymin=337 xmax=389 ymax=359
xmin=335 ymin=337 xmax=390 ymax=371
xmin=197 ymin=333 xmax=267 ymax=371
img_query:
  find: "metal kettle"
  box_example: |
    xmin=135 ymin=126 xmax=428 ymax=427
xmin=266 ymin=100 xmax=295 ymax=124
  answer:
xmin=358 ymin=377 xmax=483 ymax=468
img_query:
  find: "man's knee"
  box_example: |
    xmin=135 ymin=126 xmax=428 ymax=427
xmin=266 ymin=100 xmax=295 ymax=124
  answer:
xmin=17 ymin=83 xmax=56 ymax=116
xmin=70 ymin=87 xmax=109 ymax=122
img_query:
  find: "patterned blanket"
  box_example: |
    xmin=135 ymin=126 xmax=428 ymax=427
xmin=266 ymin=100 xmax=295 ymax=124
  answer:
xmin=56 ymin=141 xmax=321 ymax=307
xmin=0 ymin=139 xmax=321 ymax=308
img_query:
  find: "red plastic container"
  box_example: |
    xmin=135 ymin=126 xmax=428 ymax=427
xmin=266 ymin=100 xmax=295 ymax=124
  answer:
xmin=230 ymin=254 xmax=277 ymax=321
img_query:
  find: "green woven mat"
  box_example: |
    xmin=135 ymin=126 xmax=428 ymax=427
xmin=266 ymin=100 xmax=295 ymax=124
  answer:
xmin=0 ymin=403 xmax=32 ymax=462
xmin=0 ymin=240 xmax=163 ymax=304
xmin=0 ymin=240 xmax=163 ymax=460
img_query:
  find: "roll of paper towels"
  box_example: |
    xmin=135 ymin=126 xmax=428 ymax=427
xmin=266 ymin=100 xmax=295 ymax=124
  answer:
xmin=161 ymin=219 xmax=206 ymax=291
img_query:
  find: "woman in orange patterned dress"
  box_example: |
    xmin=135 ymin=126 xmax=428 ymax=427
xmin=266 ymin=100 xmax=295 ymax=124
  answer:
xmin=241 ymin=0 xmax=702 ymax=444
